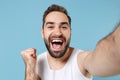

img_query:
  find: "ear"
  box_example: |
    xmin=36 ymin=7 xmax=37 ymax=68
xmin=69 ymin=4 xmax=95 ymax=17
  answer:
xmin=41 ymin=29 xmax=44 ymax=38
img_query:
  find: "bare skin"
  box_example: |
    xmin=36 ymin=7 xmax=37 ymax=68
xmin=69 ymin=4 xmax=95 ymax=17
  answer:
xmin=21 ymin=48 xmax=41 ymax=80
xmin=84 ymin=24 xmax=120 ymax=77
xmin=21 ymin=11 xmax=120 ymax=80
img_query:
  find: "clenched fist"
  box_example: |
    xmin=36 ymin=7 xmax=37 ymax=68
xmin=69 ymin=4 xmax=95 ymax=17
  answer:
xmin=21 ymin=48 xmax=40 ymax=80
xmin=21 ymin=48 xmax=37 ymax=66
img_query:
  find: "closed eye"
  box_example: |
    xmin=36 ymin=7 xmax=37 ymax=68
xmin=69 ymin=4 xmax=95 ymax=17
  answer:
xmin=48 ymin=26 xmax=54 ymax=28
xmin=46 ymin=25 xmax=54 ymax=30
xmin=61 ymin=24 xmax=69 ymax=30
xmin=62 ymin=26 xmax=67 ymax=29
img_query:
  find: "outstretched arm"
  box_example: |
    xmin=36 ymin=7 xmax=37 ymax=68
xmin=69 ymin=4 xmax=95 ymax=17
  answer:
xmin=21 ymin=48 xmax=41 ymax=80
xmin=84 ymin=23 xmax=120 ymax=77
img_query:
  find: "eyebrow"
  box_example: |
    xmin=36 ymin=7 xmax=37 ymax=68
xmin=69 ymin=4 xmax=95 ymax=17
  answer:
xmin=45 ymin=21 xmax=69 ymax=26
xmin=45 ymin=22 xmax=54 ymax=25
xmin=60 ymin=22 xmax=69 ymax=25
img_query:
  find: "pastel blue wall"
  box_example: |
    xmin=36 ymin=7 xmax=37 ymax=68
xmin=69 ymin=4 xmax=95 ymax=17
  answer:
xmin=0 ymin=0 xmax=120 ymax=80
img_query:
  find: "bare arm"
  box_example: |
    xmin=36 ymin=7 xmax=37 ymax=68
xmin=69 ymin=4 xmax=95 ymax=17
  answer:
xmin=84 ymin=23 xmax=120 ymax=77
xmin=25 ymin=64 xmax=41 ymax=80
xmin=21 ymin=48 xmax=41 ymax=80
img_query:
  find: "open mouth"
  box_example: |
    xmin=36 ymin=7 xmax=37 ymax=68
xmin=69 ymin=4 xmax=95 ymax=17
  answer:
xmin=50 ymin=39 xmax=64 ymax=51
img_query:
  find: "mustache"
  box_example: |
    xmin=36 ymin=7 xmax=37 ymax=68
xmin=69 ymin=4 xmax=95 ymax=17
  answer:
xmin=49 ymin=35 xmax=66 ymax=41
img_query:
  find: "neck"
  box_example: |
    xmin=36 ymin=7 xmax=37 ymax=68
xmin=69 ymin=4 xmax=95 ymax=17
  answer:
xmin=47 ymin=47 xmax=73 ymax=70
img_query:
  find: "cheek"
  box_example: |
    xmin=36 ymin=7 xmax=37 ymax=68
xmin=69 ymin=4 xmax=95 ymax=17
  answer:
xmin=65 ymin=30 xmax=71 ymax=35
xmin=43 ymin=31 xmax=52 ymax=40
xmin=42 ymin=32 xmax=48 ymax=40
xmin=64 ymin=31 xmax=71 ymax=39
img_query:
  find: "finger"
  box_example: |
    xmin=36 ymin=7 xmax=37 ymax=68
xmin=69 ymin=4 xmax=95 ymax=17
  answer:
xmin=26 ymin=48 xmax=36 ymax=53
xmin=26 ymin=48 xmax=36 ymax=59
xmin=31 ymin=53 xmax=37 ymax=59
xmin=21 ymin=48 xmax=36 ymax=58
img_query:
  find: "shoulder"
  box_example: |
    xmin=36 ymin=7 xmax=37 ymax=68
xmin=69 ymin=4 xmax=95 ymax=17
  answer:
xmin=37 ymin=52 xmax=47 ymax=61
xmin=36 ymin=52 xmax=48 ymax=69
xmin=36 ymin=52 xmax=48 ymax=77
xmin=72 ymin=48 xmax=84 ymax=56
xmin=77 ymin=50 xmax=92 ymax=78
xmin=77 ymin=51 xmax=91 ymax=60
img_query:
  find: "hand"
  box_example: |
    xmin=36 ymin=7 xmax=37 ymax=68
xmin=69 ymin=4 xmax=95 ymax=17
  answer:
xmin=21 ymin=48 xmax=40 ymax=80
xmin=21 ymin=48 xmax=37 ymax=66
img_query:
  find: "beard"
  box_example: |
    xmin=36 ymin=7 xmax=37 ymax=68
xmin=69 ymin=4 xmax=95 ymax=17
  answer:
xmin=44 ymin=34 xmax=71 ymax=58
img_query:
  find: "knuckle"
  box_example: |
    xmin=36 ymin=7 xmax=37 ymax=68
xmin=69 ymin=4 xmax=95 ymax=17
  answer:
xmin=27 ymin=48 xmax=36 ymax=52
xmin=21 ymin=48 xmax=36 ymax=57
xmin=21 ymin=51 xmax=25 ymax=55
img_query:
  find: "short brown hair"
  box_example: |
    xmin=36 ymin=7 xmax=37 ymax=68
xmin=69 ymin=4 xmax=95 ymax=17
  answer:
xmin=42 ymin=4 xmax=71 ymax=29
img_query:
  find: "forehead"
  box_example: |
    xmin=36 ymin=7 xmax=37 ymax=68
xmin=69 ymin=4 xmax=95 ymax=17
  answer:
xmin=45 ymin=11 xmax=69 ymax=24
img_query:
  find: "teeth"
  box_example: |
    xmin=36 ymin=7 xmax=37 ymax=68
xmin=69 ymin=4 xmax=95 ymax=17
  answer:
xmin=52 ymin=40 xmax=62 ymax=43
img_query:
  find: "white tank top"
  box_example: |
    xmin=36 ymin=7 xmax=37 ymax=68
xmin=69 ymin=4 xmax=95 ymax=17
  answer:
xmin=36 ymin=48 xmax=92 ymax=80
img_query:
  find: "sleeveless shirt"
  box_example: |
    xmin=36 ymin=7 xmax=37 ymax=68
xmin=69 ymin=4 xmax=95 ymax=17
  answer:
xmin=36 ymin=48 xmax=92 ymax=80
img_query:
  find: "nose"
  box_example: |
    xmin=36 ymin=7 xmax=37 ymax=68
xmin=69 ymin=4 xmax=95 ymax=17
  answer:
xmin=54 ymin=27 xmax=62 ymax=36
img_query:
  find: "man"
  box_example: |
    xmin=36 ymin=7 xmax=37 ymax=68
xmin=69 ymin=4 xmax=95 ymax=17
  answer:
xmin=21 ymin=4 xmax=120 ymax=80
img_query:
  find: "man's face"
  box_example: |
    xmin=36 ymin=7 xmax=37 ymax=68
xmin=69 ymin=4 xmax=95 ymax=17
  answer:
xmin=42 ymin=11 xmax=71 ymax=58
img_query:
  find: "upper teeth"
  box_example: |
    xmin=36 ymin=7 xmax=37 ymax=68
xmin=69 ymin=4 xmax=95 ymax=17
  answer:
xmin=52 ymin=40 xmax=62 ymax=42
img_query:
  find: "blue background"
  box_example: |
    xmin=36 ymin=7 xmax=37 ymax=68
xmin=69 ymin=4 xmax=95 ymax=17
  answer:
xmin=0 ymin=0 xmax=120 ymax=80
